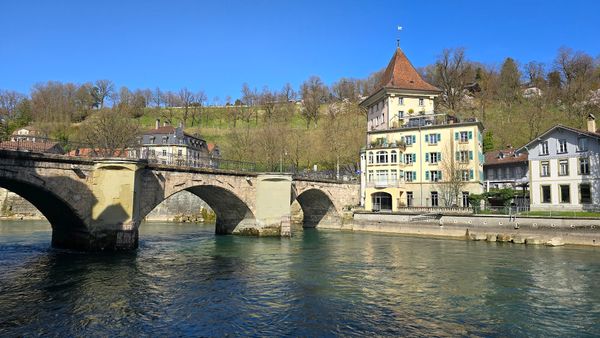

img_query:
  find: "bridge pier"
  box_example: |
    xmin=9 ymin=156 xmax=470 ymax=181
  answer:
xmin=232 ymin=174 xmax=293 ymax=237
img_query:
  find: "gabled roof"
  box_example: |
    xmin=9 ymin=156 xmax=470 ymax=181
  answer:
xmin=517 ymin=124 xmax=600 ymax=152
xmin=377 ymin=48 xmax=441 ymax=93
xmin=484 ymin=148 xmax=528 ymax=166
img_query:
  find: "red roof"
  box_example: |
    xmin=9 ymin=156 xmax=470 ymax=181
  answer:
xmin=207 ymin=143 xmax=217 ymax=152
xmin=67 ymin=148 xmax=127 ymax=157
xmin=0 ymin=140 xmax=63 ymax=153
xmin=378 ymin=48 xmax=441 ymax=92
xmin=484 ymin=148 xmax=528 ymax=166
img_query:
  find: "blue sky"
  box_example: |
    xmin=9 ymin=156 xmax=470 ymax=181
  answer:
xmin=1 ymin=0 xmax=599 ymax=101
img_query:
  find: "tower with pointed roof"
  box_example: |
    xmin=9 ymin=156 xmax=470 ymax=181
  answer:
xmin=359 ymin=47 xmax=484 ymax=210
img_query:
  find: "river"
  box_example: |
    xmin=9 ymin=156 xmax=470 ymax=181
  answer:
xmin=1 ymin=220 xmax=599 ymax=337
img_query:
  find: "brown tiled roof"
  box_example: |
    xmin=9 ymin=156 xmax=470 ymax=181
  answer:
xmin=143 ymin=126 xmax=176 ymax=135
xmin=67 ymin=148 xmax=127 ymax=157
xmin=207 ymin=143 xmax=217 ymax=152
xmin=378 ymin=48 xmax=441 ymax=92
xmin=0 ymin=140 xmax=63 ymax=154
xmin=484 ymin=148 xmax=528 ymax=166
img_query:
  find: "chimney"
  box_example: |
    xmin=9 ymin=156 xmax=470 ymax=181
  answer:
xmin=155 ymin=119 xmax=160 ymax=129
xmin=163 ymin=121 xmax=167 ymax=127
xmin=587 ymin=113 xmax=596 ymax=133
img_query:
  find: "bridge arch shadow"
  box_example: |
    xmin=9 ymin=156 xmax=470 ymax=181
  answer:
xmin=141 ymin=184 xmax=255 ymax=234
xmin=292 ymin=188 xmax=339 ymax=228
xmin=0 ymin=177 xmax=92 ymax=250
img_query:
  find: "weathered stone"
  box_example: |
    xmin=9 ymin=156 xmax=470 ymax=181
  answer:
xmin=486 ymin=234 xmax=497 ymax=242
xmin=497 ymin=234 xmax=513 ymax=242
xmin=525 ymin=237 xmax=544 ymax=245
xmin=512 ymin=236 xmax=526 ymax=244
xmin=545 ymin=237 xmax=565 ymax=246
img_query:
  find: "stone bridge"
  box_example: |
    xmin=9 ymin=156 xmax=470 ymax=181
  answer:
xmin=0 ymin=150 xmax=358 ymax=251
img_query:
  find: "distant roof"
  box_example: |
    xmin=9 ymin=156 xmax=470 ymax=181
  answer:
xmin=0 ymin=140 xmax=62 ymax=153
xmin=143 ymin=126 xmax=176 ymax=135
xmin=207 ymin=143 xmax=218 ymax=152
xmin=377 ymin=48 xmax=441 ymax=93
xmin=11 ymin=126 xmax=41 ymax=135
xmin=517 ymin=124 xmax=600 ymax=152
xmin=66 ymin=148 xmax=127 ymax=157
xmin=485 ymin=148 xmax=528 ymax=166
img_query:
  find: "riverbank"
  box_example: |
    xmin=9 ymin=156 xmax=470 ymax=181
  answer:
xmin=325 ymin=212 xmax=600 ymax=247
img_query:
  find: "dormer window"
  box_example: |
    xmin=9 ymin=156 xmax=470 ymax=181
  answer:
xmin=498 ymin=152 xmax=504 ymax=159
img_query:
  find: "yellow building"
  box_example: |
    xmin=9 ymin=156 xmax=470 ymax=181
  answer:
xmin=359 ymin=47 xmax=484 ymax=211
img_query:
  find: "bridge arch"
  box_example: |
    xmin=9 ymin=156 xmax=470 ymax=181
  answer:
xmin=138 ymin=172 xmax=257 ymax=234
xmin=292 ymin=188 xmax=340 ymax=228
xmin=0 ymin=174 xmax=93 ymax=250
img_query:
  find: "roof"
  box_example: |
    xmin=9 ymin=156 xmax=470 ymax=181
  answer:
xmin=517 ymin=124 xmax=600 ymax=152
xmin=67 ymin=148 xmax=127 ymax=157
xmin=484 ymin=148 xmax=528 ymax=166
xmin=377 ymin=48 xmax=441 ymax=92
xmin=207 ymin=143 xmax=218 ymax=152
xmin=143 ymin=126 xmax=176 ymax=135
xmin=0 ymin=140 xmax=63 ymax=153
xmin=11 ymin=126 xmax=40 ymax=135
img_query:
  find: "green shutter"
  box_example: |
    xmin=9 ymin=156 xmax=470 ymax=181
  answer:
xmin=425 ymin=153 xmax=429 ymax=162
xmin=469 ymin=169 xmax=474 ymax=179
xmin=438 ymin=152 xmax=442 ymax=160
xmin=468 ymin=131 xmax=473 ymax=140
xmin=438 ymin=133 xmax=441 ymax=141
xmin=455 ymin=151 xmax=460 ymax=160
xmin=469 ymin=151 xmax=473 ymax=160
xmin=438 ymin=171 xmax=442 ymax=180
xmin=412 ymin=135 xmax=416 ymax=143
xmin=425 ymin=171 xmax=430 ymax=181
xmin=425 ymin=134 xmax=429 ymax=143
xmin=455 ymin=132 xmax=459 ymax=140
xmin=413 ymin=154 xmax=416 ymax=162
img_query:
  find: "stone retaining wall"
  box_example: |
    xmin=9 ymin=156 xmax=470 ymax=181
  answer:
xmin=335 ymin=212 xmax=600 ymax=247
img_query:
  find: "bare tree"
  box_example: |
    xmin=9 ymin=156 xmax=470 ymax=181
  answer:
xmin=259 ymin=86 xmax=277 ymax=122
xmin=152 ymin=87 xmax=163 ymax=108
xmin=77 ymin=108 xmax=141 ymax=157
xmin=93 ymin=79 xmax=115 ymax=109
xmin=178 ymin=87 xmax=194 ymax=127
xmin=300 ymin=76 xmax=329 ymax=128
xmin=432 ymin=48 xmax=474 ymax=111
xmin=435 ymin=144 xmax=470 ymax=207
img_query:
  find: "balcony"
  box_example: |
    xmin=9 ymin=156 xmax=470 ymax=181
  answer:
xmin=367 ymin=140 xmax=407 ymax=151
xmin=367 ymin=179 xmax=403 ymax=188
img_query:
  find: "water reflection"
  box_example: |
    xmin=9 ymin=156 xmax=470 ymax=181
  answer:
xmin=1 ymin=221 xmax=600 ymax=336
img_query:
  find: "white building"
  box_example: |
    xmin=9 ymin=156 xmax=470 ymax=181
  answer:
xmin=518 ymin=115 xmax=600 ymax=211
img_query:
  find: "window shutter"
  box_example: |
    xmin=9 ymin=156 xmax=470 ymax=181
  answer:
xmin=439 ymin=171 xmax=442 ymax=180
xmin=456 ymin=151 xmax=460 ymax=161
xmin=425 ymin=153 xmax=430 ymax=162
xmin=438 ymin=133 xmax=441 ymax=141
xmin=400 ymin=136 xmax=405 ymax=143
xmin=438 ymin=152 xmax=442 ymax=160
xmin=469 ymin=151 xmax=473 ymax=160
xmin=413 ymin=154 xmax=416 ymax=162
xmin=412 ymin=135 xmax=416 ymax=143
xmin=425 ymin=134 xmax=429 ymax=143
xmin=468 ymin=131 xmax=473 ymax=140
xmin=469 ymin=169 xmax=474 ymax=179
xmin=425 ymin=171 xmax=430 ymax=181
xmin=413 ymin=171 xmax=417 ymax=180
xmin=455 ymin=132 xmax=459 ymax=140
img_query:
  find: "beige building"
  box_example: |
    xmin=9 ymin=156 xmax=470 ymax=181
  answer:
xmin=359 ymin=47 xmax=484 ymax=211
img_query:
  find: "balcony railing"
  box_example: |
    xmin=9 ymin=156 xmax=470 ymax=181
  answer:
xmin=367 ymin=179 xmax=402 ymax=188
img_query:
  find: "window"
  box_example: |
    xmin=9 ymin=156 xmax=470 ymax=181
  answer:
xmin=462 ymin=192 xmax=470 ymax=207
xmin=515 ymin=166 xmax=522 ymax=178
xmin=405 ymin=171 xmax=415 ymax=182
xmin=459 ymin=131 xmax=469 ymax=142
xmin=405 ymin=153 xmax=415 ymax=165
xmin=559 ymin=184 xmax=570 ymax=203
xmin=399 ymin=97 xmax=404 ymax=105
xmin=540 ymin=161 xmax=550 ymax=177
xmin=367 ymin=170 xmax=373 ymax=182
xmin=541 ymin=185 xmax=551 ymax=203
xmin=430 ymin=170 xmax=441 ymax=182
xmin=375 ymin=170 xmax=388 ymax=182
xmin=428 ymin=152 xmax=441 ymax=164
xmin=404 ymin=135 xmax=415 ymax=145
xmin=419 ymin=98 xmax=424 ymax=106
xmin=458 ymin=150 xmax=470 ymax=163
xmin=426 ymin=133 xmax=441 ymax=144
xmin=579 ymin=157 xmax=590 ymax=175
xmin=368 ymin=152 xmax=373 ymax=164
xmin=391 ymin=151 xmax=398 ymax=163
xmin=390 ymin=169 xmax=398 ymax=180
xmin=461 ymin=170 xmax=470 ymax=181
xmin=487 ymin=168 xmax=495 ymax=179
xmin=431 ymin=191 xmax=439 ymax=207
xmin=406 ymin=192 xmax=413 ymax=207
xmin=580 ymin=183 xmax=592 ymax=204
xmin=558 ymin=139 xmax=567 ymax=154
xmin=149 ymin=137 xmax=155 ymax=144
xmin=177 ymin=149 xmax=182 ymax=156
xmin=162 ymin=149 xmax=167 ymax=156
xmin=540 ymin=141 xmax=549 ymax=155
xmin=578 ymin=137 xmax=588 ymax=152
xmin=398 ymin=111 xmax=404 ymax=118
xmin=162 ymin=136 xmax=168 ymax=144
xmin=559 ymin=159 xmax=569 ymax=176
xmin=376 ymin=151 xmax=388 ymax=164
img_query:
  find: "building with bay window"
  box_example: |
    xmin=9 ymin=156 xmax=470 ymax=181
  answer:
xmin=517 ymin=115 xmax=600 ymax=211
xmin=359 ymin=46 xmax=484 ymax=211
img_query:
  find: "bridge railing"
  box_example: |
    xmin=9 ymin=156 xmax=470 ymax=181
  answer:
xmin=1 ymin=137 xmax=257 ymax=172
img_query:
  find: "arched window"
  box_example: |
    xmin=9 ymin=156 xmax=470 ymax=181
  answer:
xmin=376 ymin=151 xmax=388 ymax=164
xmin=368 ymin=152 xmax=374 ymax=164
xmin=390 ymin=150 xmax=397 ymax=163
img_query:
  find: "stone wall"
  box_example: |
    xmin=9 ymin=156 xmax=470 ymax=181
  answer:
xmin=344 ymin=212 xmax=600 ymax=247
xmin=145 ymin=190 xmax=215 ymax=222
xmin=0 ymin=188 xmax=44 ymax=219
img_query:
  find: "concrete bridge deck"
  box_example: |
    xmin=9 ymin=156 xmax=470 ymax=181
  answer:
xmin=0 ymin=150 xmax=358 ymax=251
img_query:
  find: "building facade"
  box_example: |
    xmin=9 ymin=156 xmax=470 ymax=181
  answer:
xmin=518 ymin=116 xmax=600 ymax=211
xmin=359 ymin=47 xmax=484 ymax=211
xmin=136 ymin=120 xmax=212 ymax=167
xmin=483 ymin=148 xmax=529 ymax=191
